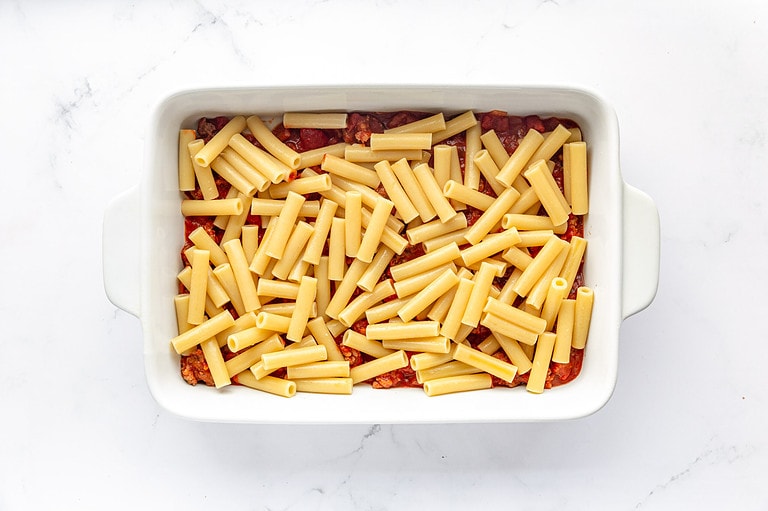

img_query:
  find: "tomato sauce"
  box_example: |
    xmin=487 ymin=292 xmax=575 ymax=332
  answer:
xmin=180 ymin=110 xmax=586 ymax=391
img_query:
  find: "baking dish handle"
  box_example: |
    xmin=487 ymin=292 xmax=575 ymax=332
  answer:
xmin=103 ymin=186 xmax=141 ymax=317
xmin=621 ymin=182 xmax=660 ymax=319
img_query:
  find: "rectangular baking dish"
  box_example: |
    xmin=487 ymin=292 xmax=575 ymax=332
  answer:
xmin=102 ymin=85 xmax=659 ymax=423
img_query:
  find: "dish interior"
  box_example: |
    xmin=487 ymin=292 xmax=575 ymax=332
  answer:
xmin=141 ymin=86 xmax=622 ymax=422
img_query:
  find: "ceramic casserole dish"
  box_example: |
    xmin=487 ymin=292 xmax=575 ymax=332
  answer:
xmin=102 ymin=85 xmax=659 ymax=423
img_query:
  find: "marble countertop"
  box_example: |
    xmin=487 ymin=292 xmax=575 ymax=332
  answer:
xmin=2 ymin=1 xmax=766 ymax=509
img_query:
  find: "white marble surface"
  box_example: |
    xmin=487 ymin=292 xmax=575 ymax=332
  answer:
xmin=1 ymin=0 xmax=766 ymax=509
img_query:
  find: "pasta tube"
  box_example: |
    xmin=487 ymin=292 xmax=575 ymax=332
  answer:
xmin=461 ymin=262 xmax=497 ymax=328
xmin=572 ymin=287 xmax=594 ymax=349
xmin=365 ymin=321 xmax=441 ymax=340
xmin=390 ymin=158 xmax=436 ymax=222
xmin=246 ymin=115 xmax=301 ymax=169
xmin=479 ymin=129 xmax=509 ymax=168
xmin=286 ymin=361 xmax=350 ymax=379
xmin=453 ymin=343 xmax=517 ymax=383
xmin=412 ymin=163 xmax=458 ymax=223
xmin=529 ymin=124 xmax=571 ymax=163
xmin=260 ymin=345 xmax=327 ymax=371
xmin=393 ymin=263 xmax=457 ymax=298
xmin=397 ymin=269 xmax=459 ymax=322
xmin=389 ymin=242 xmax=461 ymax=281
xmin=552 ymin=299 xmax=575 ymax=364
xmin=483 ymin=297 xmax=547 ymax=334
xmin=385 ymin=112 xmax=446 ymax=134
xmin=382 ymin=336 xmax=451 ymax=354
xmin=374 ymin=160 xmax=420 ymax=223
xmin=442 ymin=180 xmax=495 ymax=211
xmin=271 ymin=221 xmax=314 ymax=281
xmin=269 ymin=173 xmax=332 ymax=198
xmin=344 ymin=191 xmax=362 ymax=258
xmin=357 ymin=245 xmax=395 ymax=292
xmin=294 ymin=378 xmax=354 ymax=395
xmin=314 ymin=257 xmax=331 ymax=317
xmin=220 ymin=146 xmax=271 ymax=192
xmin=422 ymin=228 xmax=471 ymax=253
xmin=423 ymin=374 xmax=492 ymax=397
xmin=250 ymin=198 xmax=320 ymax=217
xmin=459 ymin=228 xmax=521 ymax=267
xmin=370 ymin=132 xmax=432 ymax=151
xmin=187 ymin=249 xmax=210 ymax=325
xmin=493 ymin=333 xmax=533 ymax=375
xmin=306 ymin=317 xmax=345 ymax=362
xmin=463 ymin=187 xmax=521 ymax=245
xmin=350 ymin=350 xmax=409 ymax=384
xmin=193 ymin=116 xmax=247 ymax=167
xmin=524 ymin=160 xmax=571 ymax=226
xmin=283 ymin=112 xmax=348 ymax=129
xmin=345 ymin=145 xmax=422 ymax=162
xmin=325 ymin=258 xmax=369 ymax=319
xmin=463 ymin=123 xmax=482 ymax=189
xmin=496 ymin=128 xmax=544 ymax=186
xmin=222 ymin=238 xmax=260 ymax=312
xmin=225 ymin=335 xmax=284 ymax=377
xmin=228 ymin=133 xmax=290 ymax=184
xmin=512 ymin=236 xmax=569 ymax=297
xmin=559 ymin=236 xmax=588 ymax=293
xmin=357 ymin=198 xmax=394 ymax=263
xmin=502 ymin=246 xmax=533 ymax=271
xmin=257 ymin=279 xmax=299 ymax=300
xmin=240 ymin=225 xmax=260 ymax=266
xmin=286 ymin=276 xmax=317 ymax=342
xmin=227 ymin=326 xmax=278 ymax=353
xmin=181 ymin=198 xmax=243 ymax=217
xmin=298 ymin=142 xmax=346 ymax=169
xmin=406 ymin=214 xmax=467 ymax=246
xmin=200 ymin=338 xmax=231 ymax=388
xmin=338 ymin=280 xmax=395 ymax=327
xmin=171 ymin=310 xmax=235 ymax=354
xmin=516 ymin=230 xmax=556 ymax=248
xmin=343 ymin=330 xmax=395 ymax=358
xmin=540 ymin=277 xmax=569 ymax=331
xmin=365 ymin=297 xmax=411 ymax=324
xmin=417 ymin=360 xmax=482 ymax=384
xmin=188 ymin=139 xmax=219 ymax=200
xmin=249 ymin=217 xmax=278 ymax=277
xmin=303 ymin=199 xmax=339 ymax=265
xmin=256 ymin=312 xmax=291 ymax=333
xmin=210 ymin=156 xmax=258 ymax=196
xmin=236 ymin=370 xmax=296 ymax=398
xmin=212 ymin=264 xmax=246 ymax=317
xmin=431 ymin=111 xmax=477 ymax=144
xmin=328 ymin=217 xmax=346 ymax=281
xmin=472 ymin=149 xmax=506 ymax=196
xmin=321 ymin=154 xmax=380 ymax=189
xmin=526 ymin=332 xmax=556 ymax=394
xmin=262 ymin=191 xmax=305 ymax=260
xmin=480 ymin=312 xmax=539 ymax=346
xmin=409 ymin=346 xmax=456 ymax=371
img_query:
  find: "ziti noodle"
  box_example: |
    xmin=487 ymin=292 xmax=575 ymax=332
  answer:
xmin=174 ymin=110 xmax=593 ymax=397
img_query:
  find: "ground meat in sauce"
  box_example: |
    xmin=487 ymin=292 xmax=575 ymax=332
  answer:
xmin=180 ymin=347 xmax=215 ymax=386
xmin=197 ymin=116 xmax=231 ymax=143
xmin=343 ymin=112 xmax=385 ymax=144
xmin=372 ymin=363 xmax=420 ymax=389
xmin=179 ymin=111 xmax=587 ymax=390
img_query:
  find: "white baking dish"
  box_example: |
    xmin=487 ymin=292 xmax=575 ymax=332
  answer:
xmin=102 ymin=85 xmax=659 ymax=423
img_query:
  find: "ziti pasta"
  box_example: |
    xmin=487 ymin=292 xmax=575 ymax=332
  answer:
xmin=174 ymin=110 xmax=593 ymax=396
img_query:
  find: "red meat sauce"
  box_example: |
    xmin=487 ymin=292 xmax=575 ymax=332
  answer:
xmin=180 ymin=110 xmax=585 ymax=391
